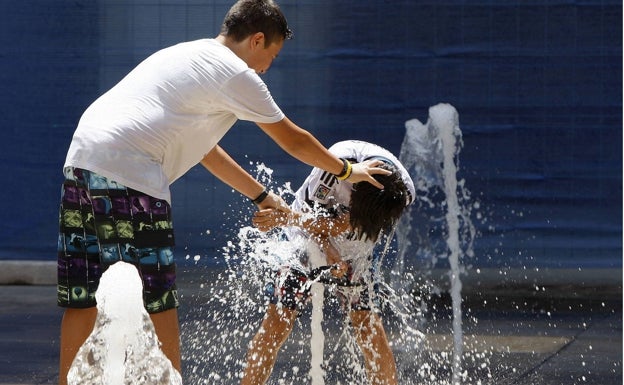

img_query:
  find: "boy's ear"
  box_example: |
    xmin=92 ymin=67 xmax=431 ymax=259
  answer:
xmin=250 ymin=32 xmax=265 ymax=49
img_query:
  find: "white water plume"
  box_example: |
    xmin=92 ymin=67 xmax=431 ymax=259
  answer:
xmin=395 ymin=103 xmax=477 ymax=384
xmin=68 ymin=261 xmax=182 ymax=385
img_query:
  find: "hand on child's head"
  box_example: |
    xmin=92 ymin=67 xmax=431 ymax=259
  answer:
xmin=348 ymin=160 xmax=392 ymax=189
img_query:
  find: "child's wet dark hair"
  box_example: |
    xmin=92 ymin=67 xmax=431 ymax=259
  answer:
xmin=348 ymin=163 xmax=409 ymax=242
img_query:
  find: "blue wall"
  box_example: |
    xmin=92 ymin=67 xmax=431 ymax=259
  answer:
xmin=0 ymin=1 xmax=621 ymax=271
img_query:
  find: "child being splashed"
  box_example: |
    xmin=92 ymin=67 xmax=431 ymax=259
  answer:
xmin=240 ymin=140 xmax=416 ymax=385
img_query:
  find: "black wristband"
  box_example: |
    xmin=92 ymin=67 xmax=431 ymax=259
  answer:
xmin=251 ymin=189 xmax=269 ymax=204
xmin=335 ymin=158 xmax=349 ymax=178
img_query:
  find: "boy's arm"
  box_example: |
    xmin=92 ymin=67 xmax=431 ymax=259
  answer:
xmin=256 ymin=118 xmax=390 ymax=189
xmin=252 ymin=207 xmax=350 ymax=238
xmin=200 ymin=145 xmax=286 ymax=210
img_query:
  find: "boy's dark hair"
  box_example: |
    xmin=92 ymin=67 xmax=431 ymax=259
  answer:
xmin=349 ymin=163 xmax=409 ymax=243
xmin=221 ymin=0 xmax=293 ymax=46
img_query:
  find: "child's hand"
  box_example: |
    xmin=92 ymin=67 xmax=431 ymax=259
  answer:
xmin=252 ymin=208 xmax=291 ymax=232
xmin=329 ymin=261 xmax=350 ymax=279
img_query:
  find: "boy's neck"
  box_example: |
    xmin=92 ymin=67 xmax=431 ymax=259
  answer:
xmin=215 ymin=34 xmax=249 ymax=62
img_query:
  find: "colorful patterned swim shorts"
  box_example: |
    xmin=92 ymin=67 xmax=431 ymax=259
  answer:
xmin=266 ymin=265 xmax=376 ymax=313
xmin=57 ymin=167 xmax=179 ymax=314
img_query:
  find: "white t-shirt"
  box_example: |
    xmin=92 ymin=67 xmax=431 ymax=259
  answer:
xmin=289 ymin=140 xmax=416 ymax=277
xmin=65 ymin=39 xmax=285 ymax=202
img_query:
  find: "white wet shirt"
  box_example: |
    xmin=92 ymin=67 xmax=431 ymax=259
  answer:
xmin=65 ymin=39 xmax=284 ymax=202
xmin=292 ymin=140 xmax=415 ymax=212
xmin=290 ymin=140 xmax=416 ymax=277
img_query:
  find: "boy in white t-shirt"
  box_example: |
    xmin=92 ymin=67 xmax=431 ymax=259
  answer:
xmin=241 ymin=140 xmax=415 ymax=385
xmin=57 ymin=1 xmax=389 ymax=383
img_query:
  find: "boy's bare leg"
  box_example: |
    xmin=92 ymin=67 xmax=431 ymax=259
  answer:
xmin=150 ymin=308 xmax=182 ymax=372
xmin=59 ymin=307 xmax=181 ymax=385
xmin=59 ymin=308 xmax=97 ymax=385
xmin=349 ymin=310 xmax=398 ymax=385
xmin=241 ymin=304 xmax=298 ymax=385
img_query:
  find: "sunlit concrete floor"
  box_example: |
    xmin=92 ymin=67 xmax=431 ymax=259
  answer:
xmin=0 ymin=267 xmax=620 ymax=385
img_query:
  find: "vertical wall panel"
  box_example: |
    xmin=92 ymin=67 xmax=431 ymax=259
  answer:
xmin=0 ymin=1 xmax=620 ymax=272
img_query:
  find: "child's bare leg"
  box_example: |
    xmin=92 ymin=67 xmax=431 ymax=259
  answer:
xmin=349 ymin=310 xmax=398 ymax=385
xmin=241 ymin=304 xmax=297 ymax=385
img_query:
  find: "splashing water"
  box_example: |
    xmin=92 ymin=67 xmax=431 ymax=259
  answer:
xmin=68 ymin=261 xmax=182 ymax=385
xmin=434 ymin=104 xmax=465 ymax=384
xmin=183 ymin=107 xmax=483 ymax=384
xmin=394 ymin=103 xmax=477 ymax=384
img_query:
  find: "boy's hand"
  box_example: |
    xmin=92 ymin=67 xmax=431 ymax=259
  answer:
xmin=347 ymin=159 xmax=392 ymax=189
xmin=255 ymin=191 xmax=288 ymax=211
xmin=252 ymin=207 xmax=291 ymax=232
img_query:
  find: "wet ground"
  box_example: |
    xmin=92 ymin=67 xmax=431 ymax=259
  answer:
xmin=0 ymin=267 xmax=621 ymax=385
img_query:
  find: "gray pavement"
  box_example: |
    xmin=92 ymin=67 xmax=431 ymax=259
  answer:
xmin=0 ymin=265 xmax=621 ymax=385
